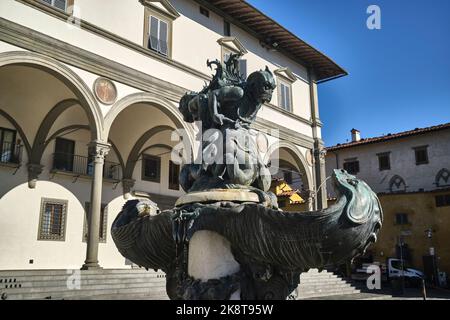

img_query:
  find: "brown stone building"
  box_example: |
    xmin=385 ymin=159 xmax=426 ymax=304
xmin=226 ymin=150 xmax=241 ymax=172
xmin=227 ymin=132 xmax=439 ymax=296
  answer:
xmin=373 ymin=190 xmax=450 ymax=277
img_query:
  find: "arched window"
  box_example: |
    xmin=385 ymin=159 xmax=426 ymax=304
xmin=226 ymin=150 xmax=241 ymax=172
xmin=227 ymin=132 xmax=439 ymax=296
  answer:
xmin=435 ymin=168 xmax=450 ymax=187
xmin=389 ymin=175 xmax=407 ymax=193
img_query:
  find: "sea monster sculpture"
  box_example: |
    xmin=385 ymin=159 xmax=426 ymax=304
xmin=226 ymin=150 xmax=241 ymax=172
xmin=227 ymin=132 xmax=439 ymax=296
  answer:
xmin=111 ymin=55 xmax=383 ymax=300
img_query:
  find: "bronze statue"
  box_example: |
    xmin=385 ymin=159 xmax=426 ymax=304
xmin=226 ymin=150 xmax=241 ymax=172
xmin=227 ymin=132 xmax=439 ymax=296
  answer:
xmin=178 ymin=54 xmax=275 ymax=193
xmin=111 ymin=56 xmax=383 ymax=300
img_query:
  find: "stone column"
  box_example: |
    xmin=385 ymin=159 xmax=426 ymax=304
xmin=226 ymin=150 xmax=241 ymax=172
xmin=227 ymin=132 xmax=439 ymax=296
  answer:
xmin=308 ymin=71 xmax=328 ymax=210
xmin=313 ymin=142 xmax=327 ymax=210
xmin=81 ymin=141 xmax=110 ymax=270
xmin=301 ymin=189 xmax=315 ymax=211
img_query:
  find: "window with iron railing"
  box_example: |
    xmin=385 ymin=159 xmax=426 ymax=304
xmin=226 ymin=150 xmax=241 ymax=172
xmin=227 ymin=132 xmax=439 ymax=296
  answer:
xmin=83 ymin=202 xmax=108 ymax=243
xmin=436 ymin=194 xmax=450 ymax=208
xmin=378 ymin=152 xmax=391 ymax=171
xmin=38 ymin=198 xmax=68 ymax=241
xmin=52 ymin=138 xmax=121 ymax=180
xmin=142 ymin=154 xmax=161 ymax=183
xmin=395 ymin=213 xmax=409 ymax=225
xmin=343 ymin=160 xmax=360 ymax=175
xmin=52 ymin=153 xmax=121 ymax=180
xmin=0 ymin=128 xmax=21 ymax=165
xmin=414 ymin=146 xmax=429 ymax=165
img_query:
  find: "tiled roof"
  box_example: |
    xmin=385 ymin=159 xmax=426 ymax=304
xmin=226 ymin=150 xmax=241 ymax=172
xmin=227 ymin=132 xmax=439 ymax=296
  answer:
xmin=278 ymin=190 xmax=299 ymax=198
xmin=327 ymin=122 xmax=450 ymax=151
xmin=195 ymin=0 xmax=347 ymax=82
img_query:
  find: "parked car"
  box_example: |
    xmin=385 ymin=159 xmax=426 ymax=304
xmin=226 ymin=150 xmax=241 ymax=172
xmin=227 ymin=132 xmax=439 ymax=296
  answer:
xmin=387 ymin=258 xmax=423 ymax=287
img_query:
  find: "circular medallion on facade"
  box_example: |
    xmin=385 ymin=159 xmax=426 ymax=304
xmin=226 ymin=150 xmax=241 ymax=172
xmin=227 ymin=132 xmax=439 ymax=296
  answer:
xmin=93 ymin=77 xmax=117 ymax=105
xmin=305 ymin=150 xmax=314 ymax=166
xmin=256 ymin=132 xmax=268 ymax=153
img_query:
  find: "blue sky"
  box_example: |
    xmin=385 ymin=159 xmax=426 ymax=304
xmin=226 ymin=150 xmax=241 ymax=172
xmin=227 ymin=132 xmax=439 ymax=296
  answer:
xmin=248 ymin=0 xmax=450 ymax=146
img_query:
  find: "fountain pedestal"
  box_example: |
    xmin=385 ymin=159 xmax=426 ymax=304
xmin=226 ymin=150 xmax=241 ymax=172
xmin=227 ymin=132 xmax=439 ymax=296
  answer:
xmin=188 ymin=230 xmax=241 ymax=299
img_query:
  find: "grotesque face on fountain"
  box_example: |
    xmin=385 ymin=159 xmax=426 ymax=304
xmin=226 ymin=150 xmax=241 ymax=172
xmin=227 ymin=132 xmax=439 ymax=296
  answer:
xmin=332 ymin=169 xmax=360 ymax=195
xmin=246 ymin=67 xmax=277 ymax=104
xmin=332 ymin=169 xmax=384 ymax=225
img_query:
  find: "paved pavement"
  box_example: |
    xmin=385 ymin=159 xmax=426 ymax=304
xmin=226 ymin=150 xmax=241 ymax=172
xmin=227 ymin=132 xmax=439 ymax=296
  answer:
xmin=306 ymin=288 xmax=450 ymax=300
xmin=73 ymin=289 xmax=450 ymax=300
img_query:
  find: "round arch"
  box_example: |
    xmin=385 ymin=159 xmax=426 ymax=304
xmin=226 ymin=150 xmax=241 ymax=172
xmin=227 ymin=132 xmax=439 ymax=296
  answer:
xmin=104 ymin=92 xmax=195 ymax=148
xmin=0 ymin=109 xmax=32 ymax=161
xmin=0 ymin=51 xmax=104 ymax=141
xmin=264 ymin=141 xmax=313 ymax=192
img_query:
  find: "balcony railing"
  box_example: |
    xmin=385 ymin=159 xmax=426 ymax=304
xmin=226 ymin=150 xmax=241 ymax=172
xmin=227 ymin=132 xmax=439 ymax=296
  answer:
xmin=0 ymin=142 xmax=22 ymax=166
xmin=52 ymin=153 xmax=122 ymax=181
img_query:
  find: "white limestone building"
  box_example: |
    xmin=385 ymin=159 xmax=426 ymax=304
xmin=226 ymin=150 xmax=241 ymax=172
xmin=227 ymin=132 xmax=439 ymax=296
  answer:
xmin=0 ymin=0 xmax=346 ymax=271
xmin=325 ymin=124 xmax=450 ymax=197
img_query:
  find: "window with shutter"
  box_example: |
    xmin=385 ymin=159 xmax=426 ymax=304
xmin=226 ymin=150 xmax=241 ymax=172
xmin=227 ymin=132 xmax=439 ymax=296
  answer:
xmin=159 ymin=20 xmax=168 ymax=56
xmin=169 ymin=160 xmax=180 ymax=190
xmin=224 ymin=20 xmax=231 ymax=36
xmin=239 ymin=59 xmax=247 ymax=79
xmin=41 ymin=0 xmax=67 ymax=11
xmin=149 ymin=16 xmax=159 ymax=51
xmin=223 ymin=50 xmax=247 ymax=79
xmin=148 ymin=16 xmax=169 ymax=56
xmin=279 ymin=82 xmax=292 ymax=111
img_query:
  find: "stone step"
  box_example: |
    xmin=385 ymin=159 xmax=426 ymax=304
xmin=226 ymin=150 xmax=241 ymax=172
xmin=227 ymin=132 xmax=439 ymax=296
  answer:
xmin=298 ymin=288 xmax=361 ymax=299
xmin=300 ymin=277 xmax=340 ymax=282
xmin=0 ymin=268 xmax=169 ymax=300
xmin=300 ymin=283 xmax=354 ymax=290
xmin=2 ymin=280 xmax=166 ymax=295
xmin=0 ymin=268 xmax=151 ymax=277
xmin=299 ymin=287 xmax=360 ymax=296
xmin=4 ymin=285 xmax=169 ymax=300
xmin=0 ymin=273 xmax=165 ymax=283
xmin=69 ymin=292 xmax=170 ymax=300
xmin=295 ymin=269 xmax=363 ymax=299
xmin=1 ymin=277 xmax=166 ymax=289
xmin=301 ymin=273 xmax=339 ymax=278
xmin=300 ymin=278 xmax=348 ymax=284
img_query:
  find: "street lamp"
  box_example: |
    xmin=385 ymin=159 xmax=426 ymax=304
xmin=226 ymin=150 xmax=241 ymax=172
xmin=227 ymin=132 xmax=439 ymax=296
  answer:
xmin=425 ymin=228 xmax=435 ymax=255
xmin=397 ymin=235 xmax=405 ymax=293
xmin=424 ymin=228 xmax=438 ymax=286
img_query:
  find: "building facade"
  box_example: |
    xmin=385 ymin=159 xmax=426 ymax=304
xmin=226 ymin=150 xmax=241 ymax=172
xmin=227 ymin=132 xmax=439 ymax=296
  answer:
xmin=325 ymin=124 xmax=450 ymax=277
xmin=0 ymin=0 xmax=345 ymax=271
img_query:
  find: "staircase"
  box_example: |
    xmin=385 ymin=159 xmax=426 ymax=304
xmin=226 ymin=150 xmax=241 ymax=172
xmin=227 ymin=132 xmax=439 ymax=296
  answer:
xmin=0 ymin=268 xmax=169 ymax=300
xmin=295 ymin=269 xmax=361 ymax=299
xmin=1 ymin=268 xmax=363 ymax=300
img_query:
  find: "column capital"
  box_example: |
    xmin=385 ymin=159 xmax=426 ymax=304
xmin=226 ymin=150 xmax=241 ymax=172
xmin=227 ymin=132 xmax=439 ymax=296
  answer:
xmin=314 ymin=147 xmax=327 ymax=163
xmin=300 ymin=189 xmax=315 ymax=202
xmin=122 ymin=178 xmax=136 ymax=199
xmin=27 ymin=163 xmax=44 ymax=188
xmin=88 ymin=140 xmax=110 ymax=161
